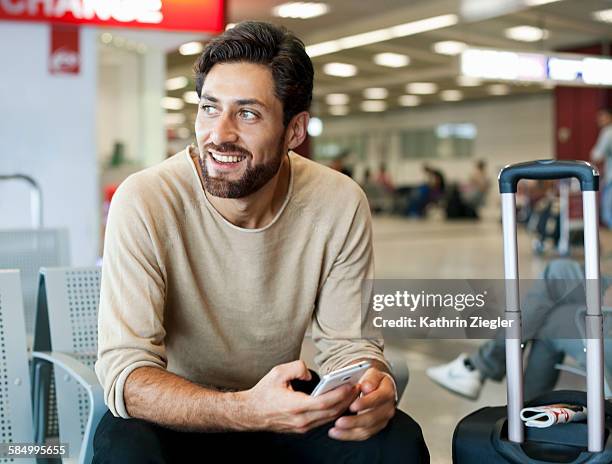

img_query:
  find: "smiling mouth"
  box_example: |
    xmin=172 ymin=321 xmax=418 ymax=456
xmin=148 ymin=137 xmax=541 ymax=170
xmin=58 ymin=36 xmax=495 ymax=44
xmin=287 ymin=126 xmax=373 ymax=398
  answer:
xmin=209 ymin=151 xmax=247 ymax=164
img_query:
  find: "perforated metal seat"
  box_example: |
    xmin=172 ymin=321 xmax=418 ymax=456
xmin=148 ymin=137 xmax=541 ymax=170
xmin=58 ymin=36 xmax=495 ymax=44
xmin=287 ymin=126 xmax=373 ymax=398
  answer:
xmin=0 ymin=270 xmax=35 ymax=464
xmin=0 ymin=229 xmax=69 ymax=338
xmin=31 ymin=267 xmax=105 ymax=464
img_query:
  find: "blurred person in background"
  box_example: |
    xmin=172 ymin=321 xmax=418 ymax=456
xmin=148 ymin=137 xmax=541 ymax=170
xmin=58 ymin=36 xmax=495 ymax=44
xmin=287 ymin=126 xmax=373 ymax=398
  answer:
xmin=462 ymin=159 xmax=490 ymax=212
xmin=94 ymin=21 xmax=427 ymax=463
xmin=445 ymin=160 xmax=490 ymax=220
xmin=591 ymin=107 xmax=612 ymax=228
xmin=405 ymin=164 xmax=446 ymax=217
xmin=427 ymin=259 xmax=612 ymax=402
xmin=329 ymin=150 xmax=353 ymax=178
xmin=375 ymin=162 xmax=395 ymax=193
xmin=361 ymin=168 xmax=392 ymax=214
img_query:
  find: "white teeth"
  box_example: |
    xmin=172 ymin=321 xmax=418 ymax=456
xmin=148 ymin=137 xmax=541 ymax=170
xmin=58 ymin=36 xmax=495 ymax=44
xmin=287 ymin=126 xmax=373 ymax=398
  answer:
xmin=210 ymin=152 xmax=245 ymax=164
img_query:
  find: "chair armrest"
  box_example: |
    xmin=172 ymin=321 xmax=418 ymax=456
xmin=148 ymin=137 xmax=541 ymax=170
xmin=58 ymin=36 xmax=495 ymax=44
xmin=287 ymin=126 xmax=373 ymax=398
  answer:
xmin=386 ymin=349 xmax=409 ymax=401
xmin=33 ymin=351 xmax=99 ymax=390
xmin=32 ymin=351 xmax=107 ymax=464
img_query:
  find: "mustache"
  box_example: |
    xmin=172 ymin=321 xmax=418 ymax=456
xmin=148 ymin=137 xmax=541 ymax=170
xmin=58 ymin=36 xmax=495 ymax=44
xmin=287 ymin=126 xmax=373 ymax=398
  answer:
xmin=204 ymin=142 xmax=252 ymax=158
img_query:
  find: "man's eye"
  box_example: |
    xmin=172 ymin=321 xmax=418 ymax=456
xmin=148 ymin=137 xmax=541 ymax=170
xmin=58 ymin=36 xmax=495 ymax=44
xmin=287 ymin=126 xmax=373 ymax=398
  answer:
xmin=200 ymin=105 xmax=218 ymax=115
xmin=239 ymin=110 xmax=257 ymax=120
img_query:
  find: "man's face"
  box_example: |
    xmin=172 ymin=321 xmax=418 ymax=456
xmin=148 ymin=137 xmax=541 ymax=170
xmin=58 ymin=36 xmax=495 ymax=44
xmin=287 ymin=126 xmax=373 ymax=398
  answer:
xmin=597 ymin=110 xmax=611 ymax=128
xmin=195 ymin=62 xmax=287 ymax=198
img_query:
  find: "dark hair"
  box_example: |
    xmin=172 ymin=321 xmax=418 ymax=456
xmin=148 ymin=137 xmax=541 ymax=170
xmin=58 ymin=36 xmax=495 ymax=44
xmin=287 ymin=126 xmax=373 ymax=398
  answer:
xmin=194 ymin=21 xmax=313 ymax=126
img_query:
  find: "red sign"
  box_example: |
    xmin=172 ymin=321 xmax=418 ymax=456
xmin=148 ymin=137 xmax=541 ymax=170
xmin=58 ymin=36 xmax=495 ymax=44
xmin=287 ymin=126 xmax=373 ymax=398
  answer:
xmin=49 ymin=24 xmax=80 ymax=75
xmin=0 ymin=0 xmax=224 ymax=33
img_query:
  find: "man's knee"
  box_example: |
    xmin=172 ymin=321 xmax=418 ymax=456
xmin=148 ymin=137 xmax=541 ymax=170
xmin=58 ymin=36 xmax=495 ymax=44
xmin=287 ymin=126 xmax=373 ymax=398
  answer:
xmin=378 ymin=410 xmax=429 ymax=463
xmin=544 ymin=259 xmax=583 ymax=280
xmin=93 ymin=411 xmax=167 ymax=464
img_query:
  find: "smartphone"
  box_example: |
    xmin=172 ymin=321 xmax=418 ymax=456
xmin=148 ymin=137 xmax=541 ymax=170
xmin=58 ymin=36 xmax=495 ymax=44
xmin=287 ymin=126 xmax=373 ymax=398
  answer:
xmin=311 ymin=361 xmax=371 ymax=397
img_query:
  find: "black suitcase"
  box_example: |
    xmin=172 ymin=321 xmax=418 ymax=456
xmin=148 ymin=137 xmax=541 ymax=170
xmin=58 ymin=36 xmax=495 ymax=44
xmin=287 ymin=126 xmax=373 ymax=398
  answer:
xmin=453 ymin=161 xmax=612 ymax=463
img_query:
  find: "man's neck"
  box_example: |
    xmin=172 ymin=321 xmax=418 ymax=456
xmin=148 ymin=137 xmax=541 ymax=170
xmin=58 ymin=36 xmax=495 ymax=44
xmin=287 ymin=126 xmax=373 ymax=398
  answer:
xmin=194 ymin=149 xmax=291 ymax=229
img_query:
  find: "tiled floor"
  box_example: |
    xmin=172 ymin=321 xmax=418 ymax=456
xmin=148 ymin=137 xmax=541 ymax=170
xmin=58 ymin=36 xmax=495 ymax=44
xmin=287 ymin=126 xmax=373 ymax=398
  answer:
xmin=371 ymin=215 xmax=599 ymax=463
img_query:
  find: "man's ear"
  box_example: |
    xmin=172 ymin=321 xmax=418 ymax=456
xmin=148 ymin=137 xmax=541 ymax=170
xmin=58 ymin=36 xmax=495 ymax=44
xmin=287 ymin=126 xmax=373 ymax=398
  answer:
xmin=285 ymin=112 xmax=310 ymax=150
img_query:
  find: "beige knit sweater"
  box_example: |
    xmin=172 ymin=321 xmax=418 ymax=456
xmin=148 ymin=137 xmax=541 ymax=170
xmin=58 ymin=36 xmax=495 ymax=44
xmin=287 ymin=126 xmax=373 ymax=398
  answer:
xmin=95 ymin=147 xmax=388 ymax=418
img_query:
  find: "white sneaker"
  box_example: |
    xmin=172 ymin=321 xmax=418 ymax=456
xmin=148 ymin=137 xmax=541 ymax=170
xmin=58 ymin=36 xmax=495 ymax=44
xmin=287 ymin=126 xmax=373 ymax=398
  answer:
xmin=426 ymin=354 xmax=483 ymax=400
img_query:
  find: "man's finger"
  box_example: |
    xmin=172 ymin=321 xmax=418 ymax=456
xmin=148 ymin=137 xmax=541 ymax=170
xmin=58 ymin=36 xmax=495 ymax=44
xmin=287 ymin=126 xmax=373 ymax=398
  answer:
xmin=273 ymin=360 xmax=311 ymax=382
xmin=294 ymin=392 xmax=357 ymax=430
xmin=349 ymin=378 xmax=395 ymax=412
xmin=358 ymin=368 xmax=385 ymax=394
xmin=328 ymin=424 xmax=385 ymax=442
xmin=334 ymin=409 xmax=379 ymax=430
xmin=309 ymin=384 xmax=357 ymax=411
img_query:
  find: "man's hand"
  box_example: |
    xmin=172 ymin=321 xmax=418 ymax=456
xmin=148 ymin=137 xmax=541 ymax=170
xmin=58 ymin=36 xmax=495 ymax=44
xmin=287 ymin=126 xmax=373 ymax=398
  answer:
xmin=239 ymin=360 xmax=359 ymax=434
xmin=328 ymin=367 xmax=396 ymax=441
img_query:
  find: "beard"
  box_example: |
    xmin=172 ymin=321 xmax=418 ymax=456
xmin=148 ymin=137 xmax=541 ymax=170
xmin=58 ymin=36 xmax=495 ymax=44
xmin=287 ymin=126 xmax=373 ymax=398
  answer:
xmin=200 ymin=137 xmax=286 ymax=199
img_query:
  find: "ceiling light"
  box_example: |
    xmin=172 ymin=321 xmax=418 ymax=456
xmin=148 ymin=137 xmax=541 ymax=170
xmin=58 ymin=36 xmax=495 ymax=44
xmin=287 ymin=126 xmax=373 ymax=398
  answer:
xmin=338 ymin=29 xmax=393 ymax=49
xmin=179 ymin=41 xmax=203 ymax=55
xmin=398 ymin=95 xmax=421 ymax=106
xmin=323 ymin=62 xmax=357 ymax=77
xmin=161 ymin=97 xmax=184 ymax=110
xmin=273 ymin=2 xmax=329 ymax=19
xmin=391 ymin=14 xmax=458 ymax=37
xmin=524 ymin=0 xmax=562 ymax=5
xmin=361 ymin=100 xmax=387 ymax=112
xmin=592 ymin=8 xmax=612 ymax=24
xmin=165 ymin=76 xmax=188 ymax=91
xmin=306 ymin=40 xmax=341 ymax=57
xmin=373 ymin=52 xmax=410 ymax=68
xmin=307 ymin=117 xmax=323 ymax=136
xmin=183 ymin=91 xmax=200 ymax=105
xmin=504 ymin=25 xmax=549 ymax=42
xmin=328 ymin=105 xmax=350 ymax=116
xmin=325 ymin=93 xmax=350 ymax=105
xmin=363 ymin=88 xmax=388 ymax=99
xmin=100 ymin=32 xmax=113 ymax=44
xmin=456 ymin=75 xmax=482 ymax=87
xmin=406 ymin=82 xmax=438 ymax=94
xmin=306 ymin=14 xmax=458 ymax=57
xmin=165 ymin=113 xmax=187 ymax=126
xmin=432 ymin=40 xmax=467 ymax=56
xmin=440 ymin=89 xmax=463 ymax=101
xmin=487 ymin=84 xmax=510 ymax=95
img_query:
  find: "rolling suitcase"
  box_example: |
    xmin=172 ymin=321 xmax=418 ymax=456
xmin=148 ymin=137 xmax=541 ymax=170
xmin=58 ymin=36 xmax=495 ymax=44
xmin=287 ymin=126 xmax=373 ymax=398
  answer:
xmin=453 ymin=160 xmax=612 ymax=463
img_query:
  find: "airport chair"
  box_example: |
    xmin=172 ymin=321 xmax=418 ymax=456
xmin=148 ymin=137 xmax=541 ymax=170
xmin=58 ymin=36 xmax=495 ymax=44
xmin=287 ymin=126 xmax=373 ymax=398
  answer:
xmin=0 ymin=229 xmax=70 ymax=338
xmin=386 ymin=348 xmax=409 ymax=400
xmin=31 ymin=267 xmax=105 ymax=464
xmin=0 ymin=270 xmax=35 ymax=464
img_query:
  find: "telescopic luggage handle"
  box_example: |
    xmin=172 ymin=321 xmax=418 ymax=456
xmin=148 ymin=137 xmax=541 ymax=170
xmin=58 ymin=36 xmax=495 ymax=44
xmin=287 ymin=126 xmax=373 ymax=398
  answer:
xmin=498 ymin=160 xmax=605 ymax=453
xmin=498 ymin=160 xmax=599 ymax=194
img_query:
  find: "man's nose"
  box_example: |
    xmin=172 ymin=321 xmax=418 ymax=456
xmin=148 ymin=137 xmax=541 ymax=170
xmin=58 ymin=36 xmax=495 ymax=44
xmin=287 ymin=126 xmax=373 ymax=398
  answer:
xmin=211 ymin=113 xmax=238 ymax=146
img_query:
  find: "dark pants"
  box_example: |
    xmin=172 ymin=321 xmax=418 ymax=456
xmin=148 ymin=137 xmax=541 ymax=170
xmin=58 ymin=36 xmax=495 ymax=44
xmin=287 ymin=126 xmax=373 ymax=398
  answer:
xmin=92 ymin=408 xmax=429 ymax=463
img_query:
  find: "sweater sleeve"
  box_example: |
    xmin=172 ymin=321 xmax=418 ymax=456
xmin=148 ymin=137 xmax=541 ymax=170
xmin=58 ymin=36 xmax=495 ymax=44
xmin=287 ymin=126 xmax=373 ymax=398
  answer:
xmin=94 ymin=175 xmax=168 ymax=418
xmin=311 ymin=188 xmax=391 ymax=375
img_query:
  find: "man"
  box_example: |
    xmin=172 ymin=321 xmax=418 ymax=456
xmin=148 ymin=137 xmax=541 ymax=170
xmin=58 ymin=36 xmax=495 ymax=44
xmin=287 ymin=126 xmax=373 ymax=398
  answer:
xmin=591 ymin=107 xmax=612 ymax=228
xmin=94 ymin=21 xmax=428 ymax=463
xmin=427 ymin=259 xmax=612 ymax=401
